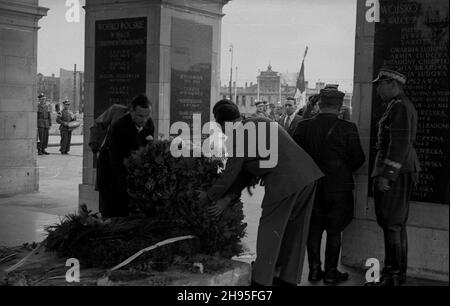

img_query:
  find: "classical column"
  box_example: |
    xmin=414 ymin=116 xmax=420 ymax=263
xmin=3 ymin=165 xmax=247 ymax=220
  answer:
xmin=0 ymin=0 xmax=48 ymax=194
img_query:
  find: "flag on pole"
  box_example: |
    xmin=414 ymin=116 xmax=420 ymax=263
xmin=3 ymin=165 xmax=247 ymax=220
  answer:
xmin=295 ymin=46 xmax=308 ymax=94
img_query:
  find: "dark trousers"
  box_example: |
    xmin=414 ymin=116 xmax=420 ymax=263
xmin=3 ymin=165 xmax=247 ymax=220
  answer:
xmin=252 ymin=182 xmax=317 ymax=285
xmin=307 ymin=190 xmax=354 ymax=271
xmin=60 ymin=129 xmax=72 ymax=153
xmin=374 ymin=173 xmax=412 ymax=276
xmin=97 ymin=148 xmax=129 ymax=218
xmin=37 ymin=127 xmax=49 ymax=151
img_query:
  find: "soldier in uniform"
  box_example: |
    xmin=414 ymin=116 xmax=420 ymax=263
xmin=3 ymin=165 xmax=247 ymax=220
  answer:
xmin=56 ymin=100 xmax=76 ymax=154
xmin=293 ymin=87 xmax=365 ymax=284
xmin=37 ymin=93 xmax=51 ymax=155
xmin=368 ymin=68 xmax=420 ymax=286
xmin=278 ymin=97 xmax=302 ymax=136
xmin=252 ymin=101 xmax=270 ymax=119
xmin=274 ymin=103 xmax=284 ymax=121
xmin=267 ymin=102 xmax=277 ymax=121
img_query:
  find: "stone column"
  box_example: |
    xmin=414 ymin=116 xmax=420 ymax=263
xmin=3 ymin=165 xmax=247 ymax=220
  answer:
xmin=0 ymin=0 xmax=48 ymax=195
xmin=342 ymin=0 xmax=449 ymax=282
xmin=79 ymin=0 xmax=229 ymax=212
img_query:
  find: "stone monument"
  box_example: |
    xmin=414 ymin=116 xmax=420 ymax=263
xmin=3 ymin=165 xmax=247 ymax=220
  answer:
xmin=79 ymin=0 xmax=230 ymax=212
xmin=343 ymin=0 xmax=449 ymax=281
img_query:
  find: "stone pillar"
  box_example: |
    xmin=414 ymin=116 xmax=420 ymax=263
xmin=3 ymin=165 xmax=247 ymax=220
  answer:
xmin=0 ymin=0 xmax=48 ymax=195
xmin=79 ymin=0 xmax=229 ymax=212
xmin=342 ymin=0 xmax=449 ymax=282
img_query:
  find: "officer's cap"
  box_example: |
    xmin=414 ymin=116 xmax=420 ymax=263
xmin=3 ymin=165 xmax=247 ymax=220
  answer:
xmin=63 ymin=100 xmax=70 ymax=105
xmin=255 ymin=101 xmax=264 ymax=106
xmin=372 ymin=68 xmax=407 ymax=85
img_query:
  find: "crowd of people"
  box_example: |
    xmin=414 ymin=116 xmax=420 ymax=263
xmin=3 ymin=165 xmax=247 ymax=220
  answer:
xmin=87 ymin=67 xmax=419 ymax=287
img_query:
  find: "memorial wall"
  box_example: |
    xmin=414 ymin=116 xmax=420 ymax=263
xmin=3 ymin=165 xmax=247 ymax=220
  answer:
xmin=369 ymin=0 xmax=449 ymax=204
xmin=80 ymin=0 xmax=226 ymax=213
xmin=94 ymin=17 xmax=147 ymax=118
xmin=342 ymin=0 xmax=449 ymax=281
xmin=170 ymin=18 xmax=213 ymax=137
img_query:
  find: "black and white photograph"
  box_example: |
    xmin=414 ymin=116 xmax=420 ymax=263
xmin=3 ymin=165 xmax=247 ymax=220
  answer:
xmin=0 ymin=0 xmax=448 ymax=294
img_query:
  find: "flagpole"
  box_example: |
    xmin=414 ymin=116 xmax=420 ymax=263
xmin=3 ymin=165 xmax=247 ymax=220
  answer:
xmin=229 ymin=44 xmax=233 ymax=99
xmin=234 ymin=66 xmax=238 ymax=103
xmin=257 ymin=69 xmax=260 ymax=100
xmin=279 ymin=74 xmax=282 ymax=102
xmin=296 ymin=46 xmax=308 ymax=108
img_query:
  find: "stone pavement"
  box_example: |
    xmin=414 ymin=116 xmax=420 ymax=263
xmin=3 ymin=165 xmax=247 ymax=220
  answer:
xmin=0 ymin=143 xmax=446 ymax=286
xmin=48 ymin=135 xmax=84 ymax=147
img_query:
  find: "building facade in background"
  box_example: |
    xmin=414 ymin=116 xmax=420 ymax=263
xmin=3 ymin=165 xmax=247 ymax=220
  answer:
xmin=37 ymin=73 xmax=60 ymax=104
xmin=37 ymin=69 xmax=85 ymax=114
xmin=59 ymin=68 xmax=85 ymax=114
xmin=221 ymin=65 xmax=352 ymax=117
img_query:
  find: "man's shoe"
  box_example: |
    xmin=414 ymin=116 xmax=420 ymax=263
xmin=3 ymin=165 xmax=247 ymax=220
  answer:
xmin=38 ymin=150 xmax=43 ymax=155
xmin=273 ymin=277 xmax=297 ymax=286
xmin=308 ymin=267 xmax=324 ymax=282
xmin=42 ymin=150 xmax=50 ymax=155
xmin=323 ymin=269 xmax=349 ymax=285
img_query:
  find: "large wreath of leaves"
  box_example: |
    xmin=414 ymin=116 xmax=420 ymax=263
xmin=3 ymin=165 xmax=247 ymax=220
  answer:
xmin=125 ymin=140 xmax=247 ymax=258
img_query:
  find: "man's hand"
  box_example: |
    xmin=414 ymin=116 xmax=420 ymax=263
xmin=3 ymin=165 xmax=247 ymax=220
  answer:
xmin=146 ymin=135 xmax=154 ymax=141
xmin=197 ymin=190 xmax=210 ymax=205
xmin=208 ymin=196 xmax=232 ymax=217
xmin=376 ymin=177 xmax=391 ymax=192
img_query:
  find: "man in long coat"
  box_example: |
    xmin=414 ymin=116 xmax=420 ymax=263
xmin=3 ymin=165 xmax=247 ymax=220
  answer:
xmin=293 ymin=87 xmax=365 ymax=284
xmin=92 ymin=96 xmax=154 ymax=218
xmin=200 ymin=101 xmax=323 ymax=286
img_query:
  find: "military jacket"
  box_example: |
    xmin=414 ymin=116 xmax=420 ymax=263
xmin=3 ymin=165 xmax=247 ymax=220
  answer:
xmin=293 ymin=113 xmax=365 ymax=191
xmin=37 ymin=102 xmax=52 ymax=128
xmin=251 ymin=110 xmax=270 ymax=119
xmin=371 ymin=93 xmax=421 ymax=181
xmin=56 ymin=109 xmax=76 ymax=131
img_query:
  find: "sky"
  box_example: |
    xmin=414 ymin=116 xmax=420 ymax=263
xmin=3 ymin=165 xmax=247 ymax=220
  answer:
xmin=37 ymin=0 xmax=357 ymax=92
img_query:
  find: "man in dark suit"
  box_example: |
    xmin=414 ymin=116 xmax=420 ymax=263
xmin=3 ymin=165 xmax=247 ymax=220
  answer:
xmin=293 ymin=87 xmax=365 ymax=284
xmin=199 ymin=100 xmax=324 ymax=286
xmin=369 ymin=68 xmax=420 ymax=286
xmin=278 ymin=97 xmax=302 ymax=136
xmin=98 ymin=94 xmax=154 ymax=218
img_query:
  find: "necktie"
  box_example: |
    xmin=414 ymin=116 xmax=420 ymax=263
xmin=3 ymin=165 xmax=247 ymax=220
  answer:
xmin=285 ymin=116 xmax=291 ymax=129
